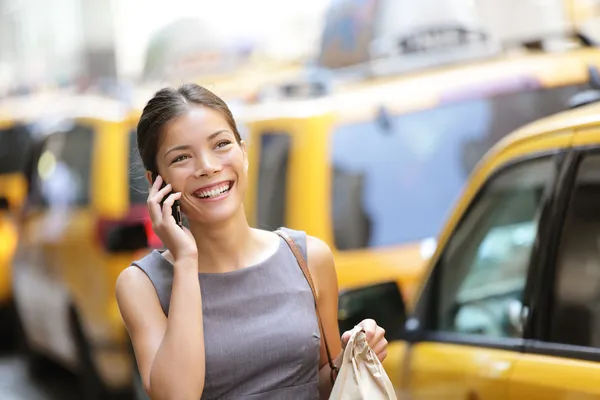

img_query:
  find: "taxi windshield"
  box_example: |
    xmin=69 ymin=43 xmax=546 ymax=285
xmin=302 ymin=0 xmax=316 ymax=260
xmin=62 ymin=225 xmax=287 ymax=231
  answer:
xmin=330 ymin=83 xmax=584 ymax=250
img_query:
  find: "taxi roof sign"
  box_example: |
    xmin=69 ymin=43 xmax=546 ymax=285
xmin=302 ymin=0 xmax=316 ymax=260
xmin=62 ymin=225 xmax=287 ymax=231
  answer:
xmin=317 ymin=0 xmax=579 ymax=73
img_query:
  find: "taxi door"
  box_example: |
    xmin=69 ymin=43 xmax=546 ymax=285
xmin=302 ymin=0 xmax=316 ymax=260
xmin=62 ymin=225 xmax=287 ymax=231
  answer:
xmin=508 ymin=127 xmax=600 ymax=399
xmin=399 ymin=131 xmax=572 ymax=399
xmin=14 ymin=121 xmax=98 ymax=366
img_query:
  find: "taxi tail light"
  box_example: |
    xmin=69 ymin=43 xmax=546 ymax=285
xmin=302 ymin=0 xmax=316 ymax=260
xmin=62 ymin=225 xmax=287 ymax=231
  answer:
xmin=96 ymin=205 xmax=164 ymax=253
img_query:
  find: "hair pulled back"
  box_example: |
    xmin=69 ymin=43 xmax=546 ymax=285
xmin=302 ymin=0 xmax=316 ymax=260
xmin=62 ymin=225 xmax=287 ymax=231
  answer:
xmin=136 ymin=83 xmax=242 ymax=174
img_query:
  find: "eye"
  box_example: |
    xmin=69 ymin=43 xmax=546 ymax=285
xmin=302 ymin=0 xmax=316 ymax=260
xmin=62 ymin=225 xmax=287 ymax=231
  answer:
xmin=216 ymin=140 xmax=232 ymax=149
xmin=171 ymin=154 xmax=189 ymax=164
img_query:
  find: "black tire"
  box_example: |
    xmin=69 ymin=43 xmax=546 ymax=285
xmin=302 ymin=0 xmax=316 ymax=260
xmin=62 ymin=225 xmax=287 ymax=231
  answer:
xmin=70 ymin=308 xmax=114 ymax=400
xmin=0 ymin=301 xmax=18 ymax=352
xmin=10 ymin=301 xmax=54 ymax=377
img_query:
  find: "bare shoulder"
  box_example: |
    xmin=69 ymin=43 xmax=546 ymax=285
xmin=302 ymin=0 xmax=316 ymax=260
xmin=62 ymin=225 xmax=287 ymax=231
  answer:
xmin=306 ymin=235 xmax=338 ymax=297
xmin=306 ymin=235 xmax=335 ymax=269
xmin=115 ymin=266 xmax=164 ymax=329
xmin=115 ymin=266 xmax=152 ymax=299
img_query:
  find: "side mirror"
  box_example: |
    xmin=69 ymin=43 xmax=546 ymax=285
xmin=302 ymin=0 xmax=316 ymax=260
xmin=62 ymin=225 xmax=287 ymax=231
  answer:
xmin=568 ymin=64 xmax=600 ymax=109
xmin=568 ymin=90 xmax=600 ymax=109
xmin=338 ymin=281 xmax=407 ymax=341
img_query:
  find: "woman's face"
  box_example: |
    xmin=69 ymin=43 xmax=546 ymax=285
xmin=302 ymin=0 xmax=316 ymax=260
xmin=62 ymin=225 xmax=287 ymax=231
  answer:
xmin=153 ymin=106 xmax=248 ymax=225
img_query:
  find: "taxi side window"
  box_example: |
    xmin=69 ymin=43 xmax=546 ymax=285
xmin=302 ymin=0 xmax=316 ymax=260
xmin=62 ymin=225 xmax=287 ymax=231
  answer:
xmin=256 ymin=132 xmax=291 ymax=231
xmin=0 ymin=124 xmax=34 ymax=174
xmin=434 ymin=156 xmax=556 ymax=338
xmin=29 ymin=124 xmax=94 ymax=209
xmin=550 ymin=153 xmax=600 ymax=348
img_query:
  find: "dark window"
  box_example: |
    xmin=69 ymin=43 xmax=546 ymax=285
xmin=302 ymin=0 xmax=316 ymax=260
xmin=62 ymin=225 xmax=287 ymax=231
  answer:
xmin=433 ymin=156 xmax=556 ymax=339
xmin=128 ymin=130 xmax=148 ymax=205
xmin=29 ymin=124 xmax=94 ymax=208
xmin=330 ymin=84 xmax=584 ymax=250
xmin=549 ymin=154 xmax=600 ymax=348
xmin=0 ymin=124 xmax=35 ymax=174
xmin=256 ymin=132 xmax=291 ymax=231
xmin=338 ymin=281 xmax=407 ymax=340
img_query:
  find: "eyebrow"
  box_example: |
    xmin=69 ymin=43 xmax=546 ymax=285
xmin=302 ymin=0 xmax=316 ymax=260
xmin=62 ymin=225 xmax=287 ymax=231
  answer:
xmin=164 ymin=129 xmax=232 ymax=158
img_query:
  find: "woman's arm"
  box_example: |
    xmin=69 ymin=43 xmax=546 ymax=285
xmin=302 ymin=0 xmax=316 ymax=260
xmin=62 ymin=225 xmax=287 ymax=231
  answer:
xmin=116 ymin=256 xmax=205 ymax=400
xmin=306 ymin=235 xmax=343 ymax=399
xmin=307 ymin=235 xmax=389 ymax=399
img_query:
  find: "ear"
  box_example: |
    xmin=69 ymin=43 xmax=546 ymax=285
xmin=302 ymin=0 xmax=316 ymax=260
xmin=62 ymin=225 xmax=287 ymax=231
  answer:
xmin=145 ymin=170 xmax=154 ymax=186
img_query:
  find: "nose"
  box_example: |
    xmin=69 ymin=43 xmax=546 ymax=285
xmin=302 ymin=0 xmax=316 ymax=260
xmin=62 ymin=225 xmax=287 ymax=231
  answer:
xmin=193 ymin=151 xmax=222 ymax=178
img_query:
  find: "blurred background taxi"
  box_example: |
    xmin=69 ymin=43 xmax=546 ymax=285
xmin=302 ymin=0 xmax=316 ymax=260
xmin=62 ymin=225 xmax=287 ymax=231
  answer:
xmin=3 ymin=0 xmax=600 ymax=398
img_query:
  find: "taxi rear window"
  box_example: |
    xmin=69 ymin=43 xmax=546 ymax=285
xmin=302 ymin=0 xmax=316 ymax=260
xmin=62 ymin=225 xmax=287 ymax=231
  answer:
xmin=0 ymin=124 xmax=34 ymax=174
xmin=256 ymin=132 xmax=291 ymax=230
xmin=330 ymin=83 xmax=585 ymax=250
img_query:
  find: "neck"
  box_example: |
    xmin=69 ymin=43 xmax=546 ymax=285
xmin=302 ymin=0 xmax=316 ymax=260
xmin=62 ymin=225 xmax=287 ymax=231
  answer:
xmin=188 ymin=207 xmax=255 ymax=273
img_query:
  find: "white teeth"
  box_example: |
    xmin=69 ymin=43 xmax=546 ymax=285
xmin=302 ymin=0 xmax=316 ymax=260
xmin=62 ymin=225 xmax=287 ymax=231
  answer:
xmin=196 ymin=182 xmax=232 ymax=199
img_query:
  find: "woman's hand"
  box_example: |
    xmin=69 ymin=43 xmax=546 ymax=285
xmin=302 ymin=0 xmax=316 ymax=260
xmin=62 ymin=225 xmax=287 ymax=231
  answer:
xmin=147 ymin=175 xmax=198 ymax=262
xmin=341 ymin=319 xmax=388 ymax=362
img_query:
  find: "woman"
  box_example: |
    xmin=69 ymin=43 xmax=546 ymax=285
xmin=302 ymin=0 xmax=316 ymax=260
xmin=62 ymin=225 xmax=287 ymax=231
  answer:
xmin=115 ymin=83 xmax=389 ymax=400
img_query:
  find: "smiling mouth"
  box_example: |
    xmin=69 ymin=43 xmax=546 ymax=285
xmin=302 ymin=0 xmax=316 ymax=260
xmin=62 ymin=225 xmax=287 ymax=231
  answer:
xmin=193 ymin=181 xmax=233 ymax=199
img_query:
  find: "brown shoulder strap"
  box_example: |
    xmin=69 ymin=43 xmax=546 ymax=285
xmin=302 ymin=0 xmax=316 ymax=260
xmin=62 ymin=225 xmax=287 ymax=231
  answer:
xmin=275 ymin=229 xmax=339 ymax=384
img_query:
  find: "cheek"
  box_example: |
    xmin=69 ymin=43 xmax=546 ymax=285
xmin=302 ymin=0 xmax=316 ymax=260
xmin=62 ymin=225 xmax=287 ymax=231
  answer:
xmin=223 ymin=150 xmax=247 ymax=174
xmin=169 ymin=166 xmax=195 ymax=192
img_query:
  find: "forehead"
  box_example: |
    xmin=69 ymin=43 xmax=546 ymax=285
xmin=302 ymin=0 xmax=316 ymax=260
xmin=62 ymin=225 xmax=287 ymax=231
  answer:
xmin=162 ymin=106 xmax=231 ymax=141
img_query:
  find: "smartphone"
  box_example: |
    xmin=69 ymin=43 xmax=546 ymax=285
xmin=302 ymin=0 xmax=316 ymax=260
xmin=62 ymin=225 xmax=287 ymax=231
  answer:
xmin=152 ymin=172 xmax=183 ymax=228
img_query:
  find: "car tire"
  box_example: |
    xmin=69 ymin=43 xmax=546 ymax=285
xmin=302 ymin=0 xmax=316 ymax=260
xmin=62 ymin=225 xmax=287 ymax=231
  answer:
xmin=69 ymin=307 xmax=113 ymax=400
xmin=11 ymin=301 xmax=54 ymax=377
xmin=0 ymin=301 xmax=18 ymax=351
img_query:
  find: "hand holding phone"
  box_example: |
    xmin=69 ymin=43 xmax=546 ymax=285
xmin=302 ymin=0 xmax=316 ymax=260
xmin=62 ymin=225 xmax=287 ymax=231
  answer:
xmin=152 ymin=172 xmax=183 ymax=228
xmin=148 ymin=174 xmax=197 ymax=261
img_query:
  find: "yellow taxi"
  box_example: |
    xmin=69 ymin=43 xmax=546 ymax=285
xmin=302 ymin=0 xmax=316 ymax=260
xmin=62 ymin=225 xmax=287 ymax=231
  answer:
xmin=0 ymin=93 xmax=66 ymax=345
xmin=338 ymin=67 xmax=600 ymax=398
xmin=11 ymin=95 xmax=161 ymax=398
xmin=239 ymin=41 xmax=600 ymax=308
xmin=11 ymin=43 xmax=600 ymax=400
xmin=0 ymin=116 xmax=26 ymax=342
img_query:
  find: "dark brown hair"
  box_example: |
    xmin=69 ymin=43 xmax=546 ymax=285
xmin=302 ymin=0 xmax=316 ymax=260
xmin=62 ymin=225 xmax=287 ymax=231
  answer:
xmin=136 ymin=83 xmax=242 ymax=174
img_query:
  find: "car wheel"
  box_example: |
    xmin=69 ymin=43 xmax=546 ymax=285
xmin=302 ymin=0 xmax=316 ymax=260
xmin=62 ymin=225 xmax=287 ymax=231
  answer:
xmin=11 ymin=301 xmax=53 ymax=377
xmin=0 ymin=301 xmax=18 ymax=351
xmin=70 ymin=307 xmax=113 ymax=400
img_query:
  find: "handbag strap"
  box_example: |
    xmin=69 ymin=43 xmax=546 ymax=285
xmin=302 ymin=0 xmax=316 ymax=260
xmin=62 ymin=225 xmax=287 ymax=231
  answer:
xmin=275 ymin=229 xmax=339 ymax=384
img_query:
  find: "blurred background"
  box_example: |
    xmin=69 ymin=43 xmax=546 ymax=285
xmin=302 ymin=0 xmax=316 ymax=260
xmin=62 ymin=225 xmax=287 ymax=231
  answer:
xmin=2 ymin=0 xmax=600 ymax=398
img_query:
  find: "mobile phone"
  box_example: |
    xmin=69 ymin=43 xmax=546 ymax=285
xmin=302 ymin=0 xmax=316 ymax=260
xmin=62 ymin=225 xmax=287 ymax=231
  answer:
xmin=152 ymin=172 xmax=183 ymax=228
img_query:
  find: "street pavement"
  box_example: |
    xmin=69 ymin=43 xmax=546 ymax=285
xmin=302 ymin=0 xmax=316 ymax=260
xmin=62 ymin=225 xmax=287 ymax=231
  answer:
xmin=0 ymin=350 xmax=81 ymax=400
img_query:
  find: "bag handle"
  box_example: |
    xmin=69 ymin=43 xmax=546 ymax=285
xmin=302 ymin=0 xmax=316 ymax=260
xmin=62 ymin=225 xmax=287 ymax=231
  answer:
xmin=275 ymin=229 xmax=339 ymax=385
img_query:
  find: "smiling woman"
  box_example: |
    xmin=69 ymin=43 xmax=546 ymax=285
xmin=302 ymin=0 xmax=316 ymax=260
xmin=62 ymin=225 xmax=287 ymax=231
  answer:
xmin=115 ymin=83 xmax=389 ymax=400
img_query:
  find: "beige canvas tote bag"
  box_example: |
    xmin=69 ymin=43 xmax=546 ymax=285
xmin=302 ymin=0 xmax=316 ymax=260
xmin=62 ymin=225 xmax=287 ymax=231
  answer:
xmin=329 ymin=325 xmax=399 ymax=400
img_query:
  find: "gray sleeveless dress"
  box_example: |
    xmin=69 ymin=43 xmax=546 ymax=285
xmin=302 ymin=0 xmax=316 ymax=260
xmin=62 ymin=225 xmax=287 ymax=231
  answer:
xmin=131 ymin=227 xmax=321 ymax=400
